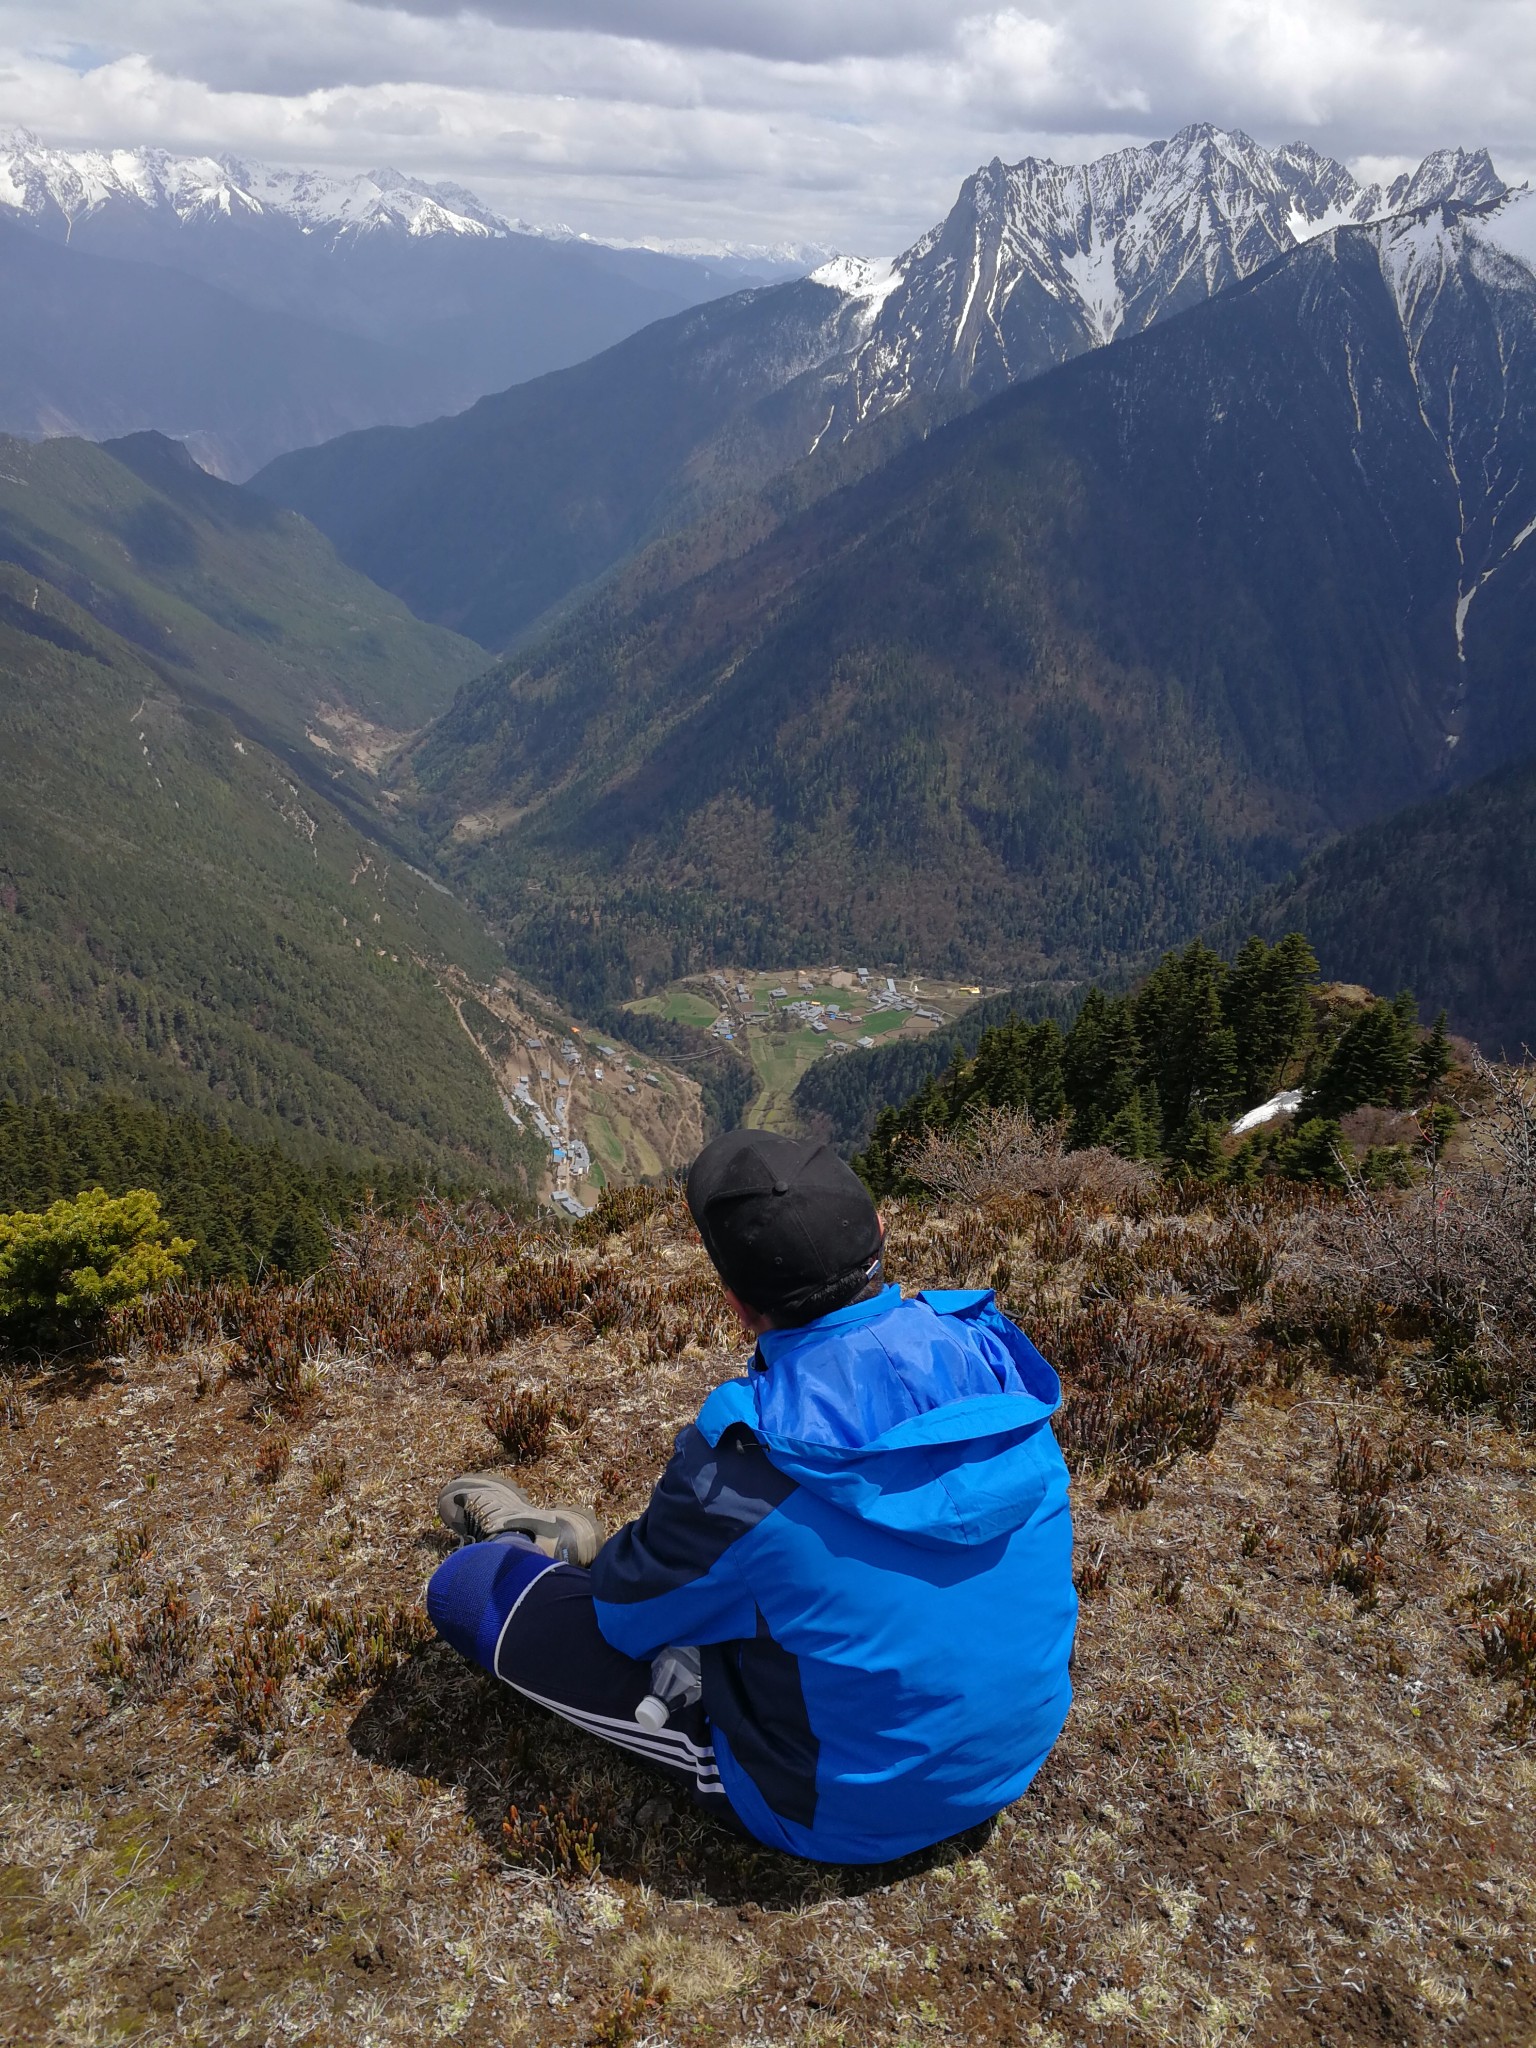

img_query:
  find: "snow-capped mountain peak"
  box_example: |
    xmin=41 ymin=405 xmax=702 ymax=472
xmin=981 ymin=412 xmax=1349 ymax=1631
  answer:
xmin=0 ymin=131 xmax=530 ymax=245
xmin=823 ymin=124 xmax=1509 ymax=431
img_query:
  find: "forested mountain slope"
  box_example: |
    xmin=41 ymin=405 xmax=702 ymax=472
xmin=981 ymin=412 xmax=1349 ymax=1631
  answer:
xmin=402 ymin=208 xmax=1536 ymax=1007
xmin=252 ymin=278 xmax=882 ymax=651
xmin=253 ymin=128 xmax=1503 ymax=652
xmin=1238 ymin=755 xmax=1536 ymax=1057
xmin=0 ymin=432 xmax=484 ymax=797
xmin=0 ymin=560 xmax=539 ymax=1188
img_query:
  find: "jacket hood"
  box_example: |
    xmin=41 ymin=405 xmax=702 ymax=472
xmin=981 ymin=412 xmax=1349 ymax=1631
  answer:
xmin=695 ymin=1287 xmax=1063 ymax=1548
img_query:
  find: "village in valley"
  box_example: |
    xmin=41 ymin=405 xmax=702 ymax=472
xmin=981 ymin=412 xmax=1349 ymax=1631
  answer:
xmin=437 ymin=967 xmax=707 ymax=1214
xmin=448 ymin=962 xmax=993 ymax=1218
xmin=628 ymin=966 xmax=994 ymax=1134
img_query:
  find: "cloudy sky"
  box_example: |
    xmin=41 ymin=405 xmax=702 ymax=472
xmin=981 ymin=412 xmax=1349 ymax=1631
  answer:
xmin=1 ymin=2 xmax=1532 ymax=253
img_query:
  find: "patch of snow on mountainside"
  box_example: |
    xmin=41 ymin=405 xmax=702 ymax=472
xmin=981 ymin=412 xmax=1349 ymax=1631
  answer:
xmin=1357 ymin=185 xmax=1536 ymax=681
xmin=1287 ymin=201 xmax=1371 ymax=243
xmin=1375 ymin=209 xmax=1458 ymax=329
xmin=810 ymin=255 xmax=903 ymax=312
xmin=1059 ymin=228 xmax=1124 ymax=343
xmin=1470 ymin=184 xmax=1536 ymax=271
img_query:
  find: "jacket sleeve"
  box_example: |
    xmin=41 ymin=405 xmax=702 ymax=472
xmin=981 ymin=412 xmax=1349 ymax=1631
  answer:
xmin=590 ymin=1420 xmax=797 ymax=1660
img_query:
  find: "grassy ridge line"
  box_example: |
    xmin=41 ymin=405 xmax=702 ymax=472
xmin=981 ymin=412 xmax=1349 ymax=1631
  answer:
xmin=0 ymin=561 xmax=541 ymax=1187
xmin=0 ymin=430 xmax=486 ymax=751
xmin=7 ymin=1176 xmax=1532 ymax=2040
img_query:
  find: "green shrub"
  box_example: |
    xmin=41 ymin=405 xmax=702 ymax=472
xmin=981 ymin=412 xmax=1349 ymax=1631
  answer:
xmin=0 ymin=1187 xmax=193 ymax=1341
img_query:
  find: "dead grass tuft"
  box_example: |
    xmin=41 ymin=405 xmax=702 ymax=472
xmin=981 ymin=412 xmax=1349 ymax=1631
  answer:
xmin=482 ymin=1384 xmax=557 ymax=1462
xmin=312 ymin=1448 xmax=346 ymax=1498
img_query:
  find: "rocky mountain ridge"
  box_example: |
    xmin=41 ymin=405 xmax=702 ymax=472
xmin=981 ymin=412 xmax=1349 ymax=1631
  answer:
xmin=256 ymin=126 xmax=1514 ymax=649
xmin=816 ymin=125 xmax=1507 ymax=430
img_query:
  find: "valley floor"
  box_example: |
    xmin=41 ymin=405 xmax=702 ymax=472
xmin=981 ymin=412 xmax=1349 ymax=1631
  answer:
xmin=1 ymin=1191 xmax=1533 ymax=2046
xmin=627 ymin=967 xmax=990 ymax=1135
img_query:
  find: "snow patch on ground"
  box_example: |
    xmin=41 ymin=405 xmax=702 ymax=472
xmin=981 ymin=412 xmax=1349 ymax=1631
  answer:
xmin=1231 ymin=1089 xmax=1304 ymax=1136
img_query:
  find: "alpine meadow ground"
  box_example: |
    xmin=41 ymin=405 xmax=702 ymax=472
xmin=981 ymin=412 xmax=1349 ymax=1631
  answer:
xmin=2 ymin=1145 xmax=1534 ymax=2047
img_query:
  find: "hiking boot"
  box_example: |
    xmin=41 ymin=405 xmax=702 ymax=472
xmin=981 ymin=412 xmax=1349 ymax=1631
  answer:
xmin=436 ymin=1472 xmax=604 ymax=1566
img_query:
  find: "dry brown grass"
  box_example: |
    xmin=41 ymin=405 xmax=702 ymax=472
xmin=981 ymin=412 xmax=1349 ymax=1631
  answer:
xmin=1 ymin=1165 xmax=1533 ymax=2045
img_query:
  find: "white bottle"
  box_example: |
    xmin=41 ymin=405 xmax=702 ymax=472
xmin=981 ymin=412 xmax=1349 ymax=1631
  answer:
xmin=635 ymin=1644 xmax=702 ymax=1731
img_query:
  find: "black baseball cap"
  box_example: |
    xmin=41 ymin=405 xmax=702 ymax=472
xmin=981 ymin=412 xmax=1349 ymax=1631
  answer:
xmin=686 ymin=1130 xmax=884 ymax=1325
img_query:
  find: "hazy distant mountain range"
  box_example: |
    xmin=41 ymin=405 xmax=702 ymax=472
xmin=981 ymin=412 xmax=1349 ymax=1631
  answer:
xmin=0 ymin=130 xmax=800 ymax=477
xmin=256 ymin=125 xmax=1511 ymax=651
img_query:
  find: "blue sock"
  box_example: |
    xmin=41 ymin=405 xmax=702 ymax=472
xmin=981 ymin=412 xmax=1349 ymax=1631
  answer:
xmin=427 ymin=1534 xmax=554 ymax=1673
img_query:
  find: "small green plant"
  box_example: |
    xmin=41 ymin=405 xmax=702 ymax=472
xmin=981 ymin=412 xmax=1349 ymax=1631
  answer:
xmin=111 ymin=1521 xmax=154 ymax=1573
xmin=1471 ymin=1600 xmax=1536 ymax=1738
xmin=92 ymin=1617 xmax=135 ymax=1699
xmin=1153 ymin=1559 xmax=1186 ymax=1608
xmin=299 ymin=1595 xmax=432 ymax=1697
xmin=0 ymin=1187 xmax=193 ymax=1342
xmin=130 ymin=1582 xmax=202 ymax=1697
xmin=586 ymin=1964 xmax=671 ymax=2048
xmin=92 ymin=1582 xmax=202 ymax=1702
xmin=207 ymin=1600 xmax=301 ymax=1762
xmin=1073 ymin=1545 xmax=1112 ymax=1598
xmin=502 ymin=1789 xmax=606 ymax=1880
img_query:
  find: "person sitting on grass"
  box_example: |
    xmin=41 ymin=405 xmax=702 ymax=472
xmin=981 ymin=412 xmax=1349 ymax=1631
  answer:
xmin=426 ymin=1130 xmax=1077 ymax=1866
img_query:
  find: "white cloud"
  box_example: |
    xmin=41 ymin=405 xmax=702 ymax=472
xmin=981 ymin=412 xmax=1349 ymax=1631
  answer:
xmin=0 ymin=2 xmax=1531 ymax=253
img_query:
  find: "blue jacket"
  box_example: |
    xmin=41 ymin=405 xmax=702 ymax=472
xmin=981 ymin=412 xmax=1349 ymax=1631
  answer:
xmin=591 ymin=1285 xmax=1076 ymax=1863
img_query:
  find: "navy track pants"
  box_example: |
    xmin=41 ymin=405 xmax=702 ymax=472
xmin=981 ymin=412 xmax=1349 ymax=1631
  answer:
xmin=427 ymin=1534 xmax=737 ymax=1812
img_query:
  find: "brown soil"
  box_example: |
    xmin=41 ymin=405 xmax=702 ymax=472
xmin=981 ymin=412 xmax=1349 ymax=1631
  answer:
xmin=2 ymin=1193 xmax=1533 ymax=2046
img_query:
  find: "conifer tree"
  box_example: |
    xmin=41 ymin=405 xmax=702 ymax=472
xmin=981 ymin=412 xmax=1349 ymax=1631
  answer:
xmin=1223 ymin=932 xmax=1318 ymax=1101
xmin=1132 ymin=942 xmax=1239 ymax=1142
xmin=1169 ymin=1113 xmax=1228 ymax=1181
xmin=1306 ymin=1002 xmax=1417 ymax=1118
xmin=1062 ymin=990 xmax=1140 ymax=1146
xmin=1101 ymin=1087 xmax=1162 ymax=1160
xmin=1274 ymin=1116 xmax=1351 ymax=1186
xmin=1415 ymin=1011 xmax=1454 ymax=1095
